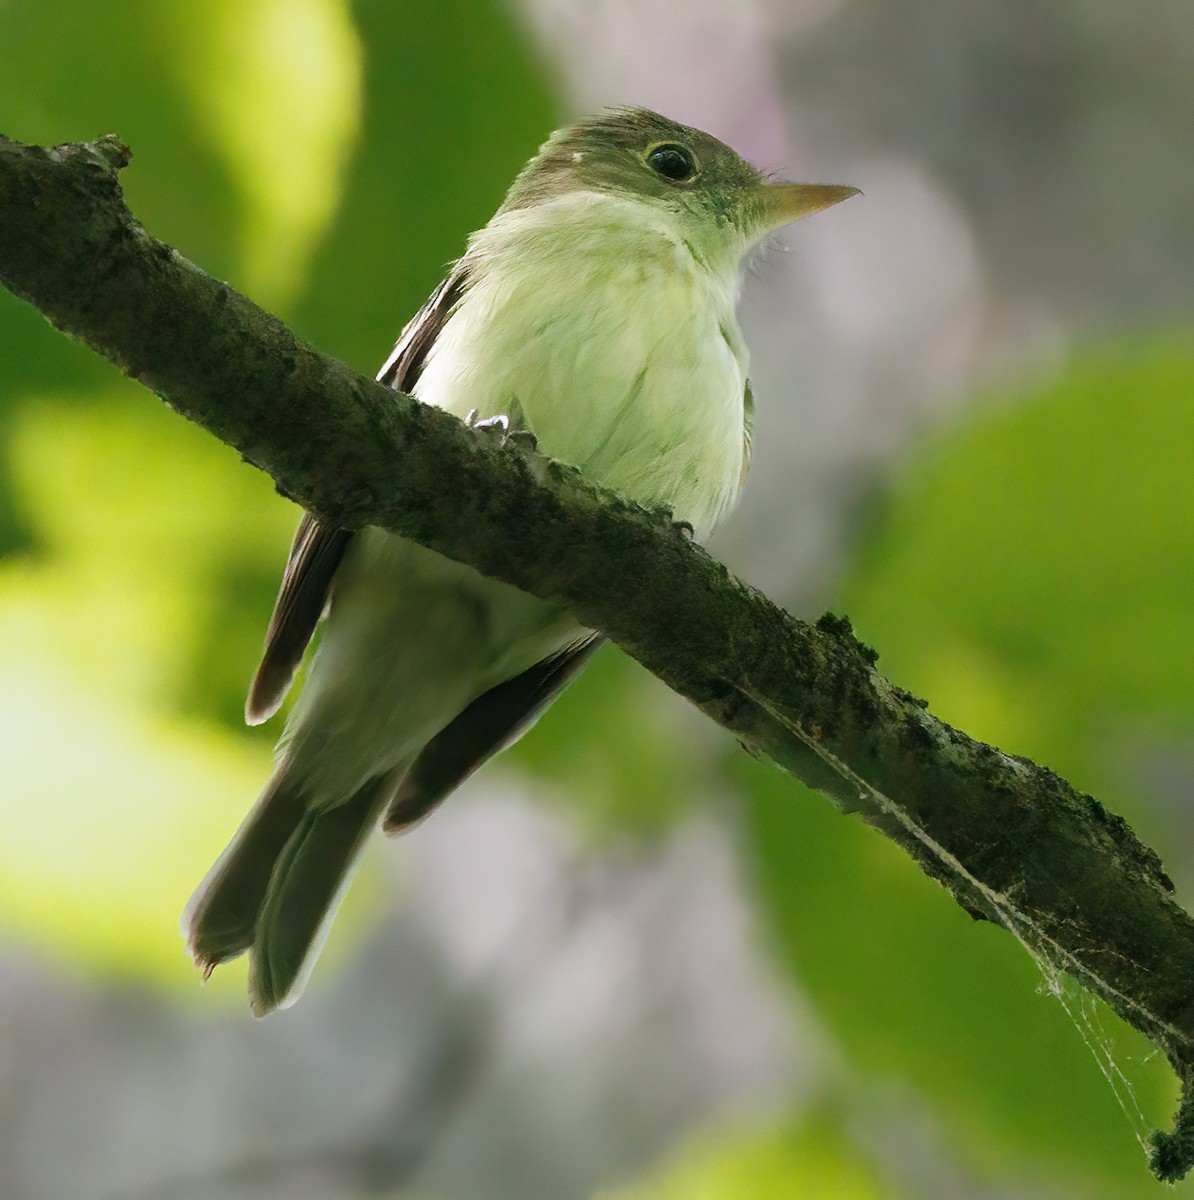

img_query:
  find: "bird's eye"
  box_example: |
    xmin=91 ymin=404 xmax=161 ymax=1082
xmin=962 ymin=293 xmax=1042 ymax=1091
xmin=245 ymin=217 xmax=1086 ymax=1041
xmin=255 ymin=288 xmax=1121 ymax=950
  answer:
xmin=646 ymin=143 xmax=697 ymax=182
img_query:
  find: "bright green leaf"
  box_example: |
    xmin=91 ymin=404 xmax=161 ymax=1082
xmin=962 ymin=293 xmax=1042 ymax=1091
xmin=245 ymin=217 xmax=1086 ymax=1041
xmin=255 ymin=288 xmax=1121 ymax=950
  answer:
xmin=598 ymin=1115 xmax=899 ymax=1200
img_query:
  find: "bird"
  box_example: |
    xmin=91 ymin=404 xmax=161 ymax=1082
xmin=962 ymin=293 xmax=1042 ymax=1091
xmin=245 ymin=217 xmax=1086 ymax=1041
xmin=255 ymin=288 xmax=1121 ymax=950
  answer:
xmin=183 ymin=106 xmax=858 ymax=1014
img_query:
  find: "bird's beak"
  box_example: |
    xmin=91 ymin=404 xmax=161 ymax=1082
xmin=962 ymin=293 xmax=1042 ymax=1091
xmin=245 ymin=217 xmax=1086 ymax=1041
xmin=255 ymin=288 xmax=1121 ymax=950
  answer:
xmin=757 ymin=182 xmax=860 ymax=231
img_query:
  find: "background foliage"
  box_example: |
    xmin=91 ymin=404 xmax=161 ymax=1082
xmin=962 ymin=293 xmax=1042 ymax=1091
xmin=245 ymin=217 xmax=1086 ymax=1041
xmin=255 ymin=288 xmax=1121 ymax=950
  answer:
xmin=1 ymin=1 xmax=1192 ymax=1197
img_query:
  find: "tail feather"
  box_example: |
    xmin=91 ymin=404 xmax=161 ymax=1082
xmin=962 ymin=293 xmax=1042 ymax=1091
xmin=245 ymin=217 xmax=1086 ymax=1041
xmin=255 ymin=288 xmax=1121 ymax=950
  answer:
xmin=183 ymin=771 xmax=307 ymax=973
xmin=248 ymin=774 xmax=393 ymax=1015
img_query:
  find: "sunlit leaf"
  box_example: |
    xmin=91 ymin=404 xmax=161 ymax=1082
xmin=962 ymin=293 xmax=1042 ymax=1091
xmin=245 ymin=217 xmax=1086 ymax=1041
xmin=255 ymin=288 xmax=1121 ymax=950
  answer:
xmin=0 ymin=0 xmax=560 ymax=994
xmin=162 ymin=0 xmax=363 ymax=309
xmin=597 ymin=1116 xmax=898 ymax=1200
xmin=293 ymin=0 xmax=559 ymax=367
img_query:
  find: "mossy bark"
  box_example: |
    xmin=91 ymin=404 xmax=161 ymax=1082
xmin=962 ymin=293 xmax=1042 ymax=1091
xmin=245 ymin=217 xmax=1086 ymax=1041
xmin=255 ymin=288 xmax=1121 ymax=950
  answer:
xmin=3 ymin=132 xmax=1193 ymax=1179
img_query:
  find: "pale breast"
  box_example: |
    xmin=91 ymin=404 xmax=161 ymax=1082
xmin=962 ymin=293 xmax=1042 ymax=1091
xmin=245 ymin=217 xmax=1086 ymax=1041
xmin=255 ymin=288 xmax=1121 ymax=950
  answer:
xmin=413 ymin=192 xmax=749 ymax=534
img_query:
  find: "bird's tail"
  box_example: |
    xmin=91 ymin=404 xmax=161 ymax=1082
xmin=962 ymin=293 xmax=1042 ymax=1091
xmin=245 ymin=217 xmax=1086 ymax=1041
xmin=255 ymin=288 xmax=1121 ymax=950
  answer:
xmin=183 ymin=767 xmax=395 ymax=1015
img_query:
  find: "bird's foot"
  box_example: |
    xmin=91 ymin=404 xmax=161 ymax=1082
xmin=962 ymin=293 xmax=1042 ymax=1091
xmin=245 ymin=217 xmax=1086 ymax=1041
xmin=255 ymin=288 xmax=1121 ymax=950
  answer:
xmin=466 ymin=409 xmax=538 ymax=451
xmin=648 ymin=502 xmax=695 ymax=541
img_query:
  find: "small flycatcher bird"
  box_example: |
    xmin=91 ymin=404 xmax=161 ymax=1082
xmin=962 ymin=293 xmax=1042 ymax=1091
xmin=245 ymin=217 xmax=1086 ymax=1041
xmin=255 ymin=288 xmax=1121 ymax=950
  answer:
xmin=184 ymin=107 xmax=857 ymax=1014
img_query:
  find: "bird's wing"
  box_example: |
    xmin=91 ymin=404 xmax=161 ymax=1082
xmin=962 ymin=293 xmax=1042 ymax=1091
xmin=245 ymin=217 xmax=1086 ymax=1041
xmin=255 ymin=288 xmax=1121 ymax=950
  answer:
xmin=374 ymin=268 xmax=469 ymax=392
xmin=382 ymin=355 xmax=749 ymax=822
xmin=245 ymin=266 xmax=471 ymax=725
xmin=739 ymin=378 xmax=754 ymax=495
xmin=245 ymin=515 xmax=350 ymax=724
xmin=383 ymin=634 xmax=605 ymax=833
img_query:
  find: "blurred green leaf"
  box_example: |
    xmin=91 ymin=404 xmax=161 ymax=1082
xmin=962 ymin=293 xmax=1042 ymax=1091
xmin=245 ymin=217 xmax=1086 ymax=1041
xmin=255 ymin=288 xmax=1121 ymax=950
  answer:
xmin=162 ymin=0 xmax=364 ymax=310
xmin=596 ymin=1115 xmax=899 ymax=1200
xmin=293 ymin=0 xmax=559 ymax=367
xmin=744 ymin=757 xmax=1171 ymax=1190
xmin=0 ymin=0 xmax=559 ymax=989
xmin=510 ymin=648 xmax=712 ymax=841
xmin=743 ymin=341 xmax=1194 ymax=1193
xmin=847 ymin=341 xmax=1194 ymax=742
xmin=0 ymin=386 xmax=286 ymax=991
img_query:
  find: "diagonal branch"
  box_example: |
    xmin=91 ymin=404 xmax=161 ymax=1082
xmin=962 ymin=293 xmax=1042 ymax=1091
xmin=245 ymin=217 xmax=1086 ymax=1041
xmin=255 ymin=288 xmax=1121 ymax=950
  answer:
xmin=3 ymin=132 xmax=1194 ymax=1179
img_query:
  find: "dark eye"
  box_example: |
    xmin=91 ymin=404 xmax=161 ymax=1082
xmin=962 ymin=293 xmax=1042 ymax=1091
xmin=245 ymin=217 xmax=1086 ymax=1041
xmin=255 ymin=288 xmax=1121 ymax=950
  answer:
xmin=647 ymin=143 xmax=696 ymax=182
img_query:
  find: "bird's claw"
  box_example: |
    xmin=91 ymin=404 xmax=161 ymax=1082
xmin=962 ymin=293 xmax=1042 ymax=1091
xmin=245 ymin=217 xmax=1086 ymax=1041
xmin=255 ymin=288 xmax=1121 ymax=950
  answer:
xmin=648 ymin=503 xmax=695 ymax=540
xmin=465 ymin=408 xmax=506 ymax=434
xmin=465 ymin=409 xmax=538 ymax=451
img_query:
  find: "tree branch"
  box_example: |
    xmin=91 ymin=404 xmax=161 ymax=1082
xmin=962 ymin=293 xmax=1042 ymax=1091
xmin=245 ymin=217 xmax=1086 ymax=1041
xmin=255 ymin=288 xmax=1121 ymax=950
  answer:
xmin=3 ymin=132 xmax=1193 ymax=1179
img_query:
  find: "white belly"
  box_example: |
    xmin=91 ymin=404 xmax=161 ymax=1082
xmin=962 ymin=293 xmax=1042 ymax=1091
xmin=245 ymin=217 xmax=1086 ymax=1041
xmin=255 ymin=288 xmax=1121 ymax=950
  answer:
xmin=285 ymin=531 xmax=578 ymax=795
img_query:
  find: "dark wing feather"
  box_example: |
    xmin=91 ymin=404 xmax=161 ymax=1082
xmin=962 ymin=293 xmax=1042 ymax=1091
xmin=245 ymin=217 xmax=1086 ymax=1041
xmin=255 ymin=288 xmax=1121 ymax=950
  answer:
xmin=376 ymin=269 xmax=468 ymax=390
xmin=246 ymin=515 xmax=350 ymax=724
xmin=739 ymin=378 xmax=754 ymax=495
xmin=383 ymin=635 xmax=605 ymax=834
xmin=245 ymin=265 xmax=470 ymax=724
